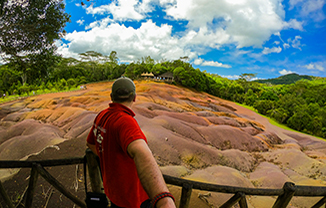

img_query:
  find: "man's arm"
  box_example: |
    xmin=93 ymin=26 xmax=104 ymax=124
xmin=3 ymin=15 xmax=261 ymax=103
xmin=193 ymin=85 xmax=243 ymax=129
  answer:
xmin=128 ymin=139 xmax=176 ymax=208
xmin=86 ymin=142 xmax=98 ymax=156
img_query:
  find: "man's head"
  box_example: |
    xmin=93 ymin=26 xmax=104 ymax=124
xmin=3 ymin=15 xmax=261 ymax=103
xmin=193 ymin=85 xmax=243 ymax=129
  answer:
xmin=111 ymin=77 xmax=136 ymax=103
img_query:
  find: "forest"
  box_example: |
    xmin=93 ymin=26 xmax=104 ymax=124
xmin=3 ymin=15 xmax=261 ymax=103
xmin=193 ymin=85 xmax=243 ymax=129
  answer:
xmin=0 ymin=51 xmax=325 ymax=139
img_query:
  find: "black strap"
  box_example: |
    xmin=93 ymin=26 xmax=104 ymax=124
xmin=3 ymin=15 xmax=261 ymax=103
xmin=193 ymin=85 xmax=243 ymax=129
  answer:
xmin=83 ymin=155 xmax=88 ymax=193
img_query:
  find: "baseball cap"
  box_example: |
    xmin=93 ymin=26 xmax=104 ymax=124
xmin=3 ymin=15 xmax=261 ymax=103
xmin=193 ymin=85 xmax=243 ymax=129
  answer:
xmin=111 ymin=77 xmax=136 ymax=99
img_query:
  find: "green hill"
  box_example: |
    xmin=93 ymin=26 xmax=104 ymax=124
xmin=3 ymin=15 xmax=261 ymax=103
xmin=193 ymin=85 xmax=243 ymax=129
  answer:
xmin=254 ymin=73 xmax=313 ymax=85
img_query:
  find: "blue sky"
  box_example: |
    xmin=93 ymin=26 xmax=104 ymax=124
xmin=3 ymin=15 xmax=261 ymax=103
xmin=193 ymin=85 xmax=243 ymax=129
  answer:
xmin=58 ymin=0 xmax=326 ymax=80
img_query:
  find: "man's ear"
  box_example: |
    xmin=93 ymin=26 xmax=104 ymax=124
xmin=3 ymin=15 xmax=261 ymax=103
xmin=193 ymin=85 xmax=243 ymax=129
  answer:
xmin=133 ymin=94 xmax=136 ymax=102
xmin=110 ymin=93 xmax=113 ymax=101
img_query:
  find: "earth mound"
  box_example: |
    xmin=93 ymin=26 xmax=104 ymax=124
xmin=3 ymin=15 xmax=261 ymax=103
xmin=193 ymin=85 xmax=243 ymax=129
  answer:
xmin=1 ymin=80 xmax=326 ymax=207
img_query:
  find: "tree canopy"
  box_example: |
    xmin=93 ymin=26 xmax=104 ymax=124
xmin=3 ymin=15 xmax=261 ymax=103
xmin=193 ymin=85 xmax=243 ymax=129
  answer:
xmin=0 ymin=0 xmax=70 ymax=84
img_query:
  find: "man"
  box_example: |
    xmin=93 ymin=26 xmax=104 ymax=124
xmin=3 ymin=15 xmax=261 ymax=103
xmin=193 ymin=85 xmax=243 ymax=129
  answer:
xmin=86 ymin=77 xmax=176 ymax=208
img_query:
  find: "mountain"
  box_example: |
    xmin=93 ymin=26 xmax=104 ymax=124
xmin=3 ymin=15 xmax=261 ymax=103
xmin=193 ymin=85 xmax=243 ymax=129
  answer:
xmin=1 ymin=80 xmax=326 ymax=207
xmin=254 ymin=73 xmax=313 ymax=85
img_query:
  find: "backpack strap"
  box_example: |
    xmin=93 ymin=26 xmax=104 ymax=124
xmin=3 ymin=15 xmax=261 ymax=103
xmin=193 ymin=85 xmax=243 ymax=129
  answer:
xmin=83 ymin=155 xmax=88 ymax=193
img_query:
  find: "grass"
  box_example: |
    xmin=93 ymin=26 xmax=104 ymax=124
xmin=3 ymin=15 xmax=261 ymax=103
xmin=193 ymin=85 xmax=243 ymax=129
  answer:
xmin=0 ymin=87 xmax=80 ymax=105
xmin=235 ymin=102 xmax=325 ymax=140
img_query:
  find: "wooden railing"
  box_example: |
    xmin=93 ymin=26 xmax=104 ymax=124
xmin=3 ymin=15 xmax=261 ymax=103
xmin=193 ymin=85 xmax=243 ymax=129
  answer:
xmin=1 ymin=150 xmax=326 ymax=208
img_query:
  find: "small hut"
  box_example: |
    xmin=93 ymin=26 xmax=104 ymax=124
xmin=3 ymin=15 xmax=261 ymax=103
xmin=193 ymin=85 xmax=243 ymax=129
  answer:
xmin=157 ymin=72 xmax=174 ymax=83
xmin=141 ymin=72 xmax=154 ymax=79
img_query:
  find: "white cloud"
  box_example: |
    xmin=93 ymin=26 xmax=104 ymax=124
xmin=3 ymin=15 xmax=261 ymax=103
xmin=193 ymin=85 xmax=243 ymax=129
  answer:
xmin=60 ymin=20 xmax=197 ymax=62
xmin=304 ymin=63 xmax=315 ymax=70
xmin=275 ymin=31 xmax=302 ymax=51
xmin=316 ymin=64 xmax=325 ymax=71
xmin=279 ymin=69 xmax=295 ymax=75
xmin=289 ymin=0 xmax=304 ymax=9
xmin=76 ymin=19 xmax=85 ymax=26
xmin=274 ymin=41 xmax=280 ymax=45
xmin=301 ymin=0 xmax=325 ymax=16
xmin=194 ymin=58 xmax=231 ymax=68
xmin=58 ymin=0 xmax=309 ymax=66
xmin=291 ymin=36 xmax=303 ymax=50
xmin=221 ymin=75 xmax=240 ymax=80
xmin=162 ymin=0 xmax=286 ymax=48
xmin=304 ymin=63 xmax=325 ymax=71
xmin=193 ymin=58 xmax=203 ymax=65
xmin=283 ymin=19 xmax=304 ymax=31
xmin=289 ymin=0 xmax=326 ymax=22
xmin=262 ymin=46 xmax=282 ymax=54
xmin=281 ymin=36 xmax=303 ymax=51
xmin=85 ymin=0 xmax=146 ymax=21
xmin=283 ymin=43 xmax=290 ymax=49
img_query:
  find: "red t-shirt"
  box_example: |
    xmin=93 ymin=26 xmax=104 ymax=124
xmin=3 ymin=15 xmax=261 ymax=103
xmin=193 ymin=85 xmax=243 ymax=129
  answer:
xmin=87 ymin=103 xmax=149 ymax=207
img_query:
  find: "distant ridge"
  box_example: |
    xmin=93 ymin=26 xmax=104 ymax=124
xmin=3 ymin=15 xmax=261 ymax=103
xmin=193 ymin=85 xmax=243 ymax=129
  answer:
xmin=254 ymin=73 xmax=313 ymax=85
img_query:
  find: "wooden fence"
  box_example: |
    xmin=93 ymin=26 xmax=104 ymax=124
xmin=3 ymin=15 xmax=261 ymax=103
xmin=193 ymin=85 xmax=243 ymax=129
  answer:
xmin=1 ymin=150 xmax=326 ymax=208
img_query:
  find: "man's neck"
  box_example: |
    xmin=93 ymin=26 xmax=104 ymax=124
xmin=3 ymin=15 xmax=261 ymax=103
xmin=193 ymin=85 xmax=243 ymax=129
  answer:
xmin=116 ymin=101 xmax=133 ymax=109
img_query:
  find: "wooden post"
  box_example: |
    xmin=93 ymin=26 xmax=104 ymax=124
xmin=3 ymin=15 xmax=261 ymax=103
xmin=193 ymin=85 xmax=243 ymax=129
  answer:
xmin=239 ymin=194 xmax=248 ymax=208
xmin=272 ymin=182 xmax=296 ymax=208
xmin=85 ymin=149 xmax=104 ymax=193
xmin=35 ymin=163 xmax=86 ymax=208
xmin=179 ymin=183 xmax=193 ymax=208
xmin=25 ymin=164 xmax=39 ymax=208
xmin=220 ymin=192 xmax=245 ymax=208
xmin=311 ymin=196 xmax=326 ymax=208
xmin=0 ymin=180 xmax=14 ymax=208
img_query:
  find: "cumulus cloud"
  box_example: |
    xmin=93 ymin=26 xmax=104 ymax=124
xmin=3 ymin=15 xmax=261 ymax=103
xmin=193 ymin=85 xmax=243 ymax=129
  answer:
xmin=85 ymin=0 xmax=147 ymax=21
xmin=59 ymin=0 xmax=307 ymax=64
xmin=262 ymin=46 xmax=282 ymax=54
xmin=194 ymin=58 xmax=231 ymax=68
xmin=304 ymin=63 xmax=325 ymax=71
xmin=279 ymin=69 xmax=295 ymax=75
xmin=162 ymin=0 xmax=286 ymax=48
xmin=60 ymin=20 xmax=198 ymax=62
xmin=304 ymin=63 xmax=315 ymax=70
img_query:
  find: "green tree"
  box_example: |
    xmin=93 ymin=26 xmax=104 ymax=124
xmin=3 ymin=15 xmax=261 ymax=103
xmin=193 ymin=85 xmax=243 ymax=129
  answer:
xmin=267 ymin=108 xmax=289 ymax=123
xmin=0 ymin=65 xmax=20 ymax=94
xmin=253 ymin=100 xmax=275 ymax=115
xmin=244 ymin=89 xmax=257 ymax=106
xmin=109 ymin=51 xmax=119 ymax=64
xmin=0 ymin=0 xmax=70 ymax=84
xmin=259 ymin=89 xmax=279 ymax=101
xmin=287 ymin=110 xmax=312 ymax=132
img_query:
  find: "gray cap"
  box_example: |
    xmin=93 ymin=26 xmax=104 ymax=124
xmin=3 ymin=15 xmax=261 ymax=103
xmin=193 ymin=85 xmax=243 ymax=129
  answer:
xmin=111 ymin=77 xmax=136 ymax=99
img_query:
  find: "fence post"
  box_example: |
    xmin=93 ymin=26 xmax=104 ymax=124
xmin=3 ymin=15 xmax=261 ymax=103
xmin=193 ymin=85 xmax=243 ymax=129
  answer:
xmin=85 ymin=149 xmax=104 ymax=193
xmin=239 ymin=193 xmax=248 ymax=208
xmin=272 ymin=182 xmax=296 ymax=208
xmin=179 ymin=183 xmax=193 ymax=208
xmin=25 ymin=164 xmax=39 ymax=208
xmin=35 ymin=163 xmax=86 ymax=208
xmin=311 ymin=196 xmax=326 ymax=208
xmin=0 ymin=180 xmax=14 ymax=208
xmin=220 ymin=192 xmax=245 ymax=208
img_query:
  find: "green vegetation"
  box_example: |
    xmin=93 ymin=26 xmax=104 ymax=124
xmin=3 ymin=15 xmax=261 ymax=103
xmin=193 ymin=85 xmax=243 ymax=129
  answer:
xmin=254 ymin=73 xmax=313 ymax=85
xmin=1 ymin=51 xmax=325 ymax=139
xmin=0 ymin=0 xmax=70 ymax=85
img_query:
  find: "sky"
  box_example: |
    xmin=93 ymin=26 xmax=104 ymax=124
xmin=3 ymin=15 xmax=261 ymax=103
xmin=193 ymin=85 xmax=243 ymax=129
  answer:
xmin=58 ymin=0 xmax=326 ymax=80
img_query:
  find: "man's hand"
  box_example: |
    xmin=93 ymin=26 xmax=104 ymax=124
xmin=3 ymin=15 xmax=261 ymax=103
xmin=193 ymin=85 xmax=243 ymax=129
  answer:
xmin=128 ymin=139 xmax=176 ymax=208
